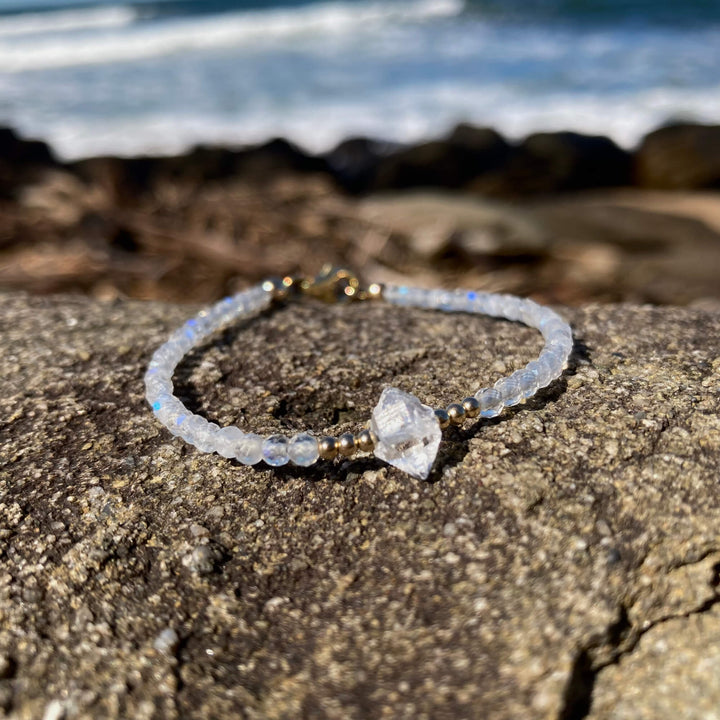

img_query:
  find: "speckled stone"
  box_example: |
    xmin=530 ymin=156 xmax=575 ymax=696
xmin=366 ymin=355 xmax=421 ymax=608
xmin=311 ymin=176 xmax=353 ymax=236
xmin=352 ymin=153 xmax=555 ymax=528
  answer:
xmin=0 ymin=292 xmax=718 ymax=720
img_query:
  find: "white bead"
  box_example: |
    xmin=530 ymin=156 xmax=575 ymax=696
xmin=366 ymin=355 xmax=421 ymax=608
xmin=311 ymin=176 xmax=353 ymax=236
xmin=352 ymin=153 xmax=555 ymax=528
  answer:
xmin=262 ymin=435 xmax=290 ymax=467
xmin=288 ymin=433 xmax=320 ymax=467
xmin=517 ymin=368 xmax=539 ymax=399
xmin=155 ymin=401 xmax=184 ymax=429
xmin=168 ymin=411 xmax=189 ymax=437
xmin=476 ymin=387 xmax=503 ymax=418
xmin=235 ymin=433 xmax=264 ymax=465
xmin=145 ymin=375 xmax=171 ymax=399
xmin=495 ymin=375 xmax=524 ymax=407
xmin=215 ymin=425 xmax=245 ymax=459
xmin=526 ymin=359 xmax=552 ymax=388
xmin=180 ymin=415 xmax=210 ymax=451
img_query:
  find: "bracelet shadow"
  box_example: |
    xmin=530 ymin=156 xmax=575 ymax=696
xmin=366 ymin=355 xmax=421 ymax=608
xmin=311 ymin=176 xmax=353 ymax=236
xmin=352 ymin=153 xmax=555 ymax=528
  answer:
xmin=171 ymin=309 xmax=275 ymax=419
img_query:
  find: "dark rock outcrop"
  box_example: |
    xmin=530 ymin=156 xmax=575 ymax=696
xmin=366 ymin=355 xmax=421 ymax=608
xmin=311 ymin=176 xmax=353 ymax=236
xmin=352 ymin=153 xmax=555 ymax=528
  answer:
xmin=635 ymin=123 xmax=720 ymax=189
xmin=0 ymin=126 xmax=58 ymax=199
xmin=324 ymin=136 xmax=403 ymax=194
xmin=370 ymin=125 xmax=512 ymax=193
xmin=70 ymin=138 xmax=327 ymax=203
xmin=505 ymin=131 xmax=633 ymax=194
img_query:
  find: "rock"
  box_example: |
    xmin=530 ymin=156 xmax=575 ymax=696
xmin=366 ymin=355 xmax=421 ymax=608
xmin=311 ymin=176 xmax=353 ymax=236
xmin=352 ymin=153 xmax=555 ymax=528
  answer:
xmin=161 ymin=138 xmax=328 ymax=185
xmin=1 ymin=292 xmax=718 ymax=718
xmin=68 ymin=155 xmax=160 ymax=204
xmin=635 ymin=123 xmax=720 ymax=189
xmin=70 ymin=138 xmax=327 ymax=203
xmin=153 ymin=628 xmax=180 ymax=656
xmin=588 ymin=558 xmax=720 ymax=720
xmin=357 ymin=191 xmax=548 ymax=259
xmin=0 ymin=126 xmax=58 ymax=199
xmin=366 ymin=128 xmax=631 ymax=197
xmin=475 ymin=131 xmax=633 ymax=196
xmin=324 ymin=136 xmax=403 ymax=194
xmin=371 ymin=125 xmax=512 ymax=192
xmin=525 ymin=189 xmax=720 ymax=304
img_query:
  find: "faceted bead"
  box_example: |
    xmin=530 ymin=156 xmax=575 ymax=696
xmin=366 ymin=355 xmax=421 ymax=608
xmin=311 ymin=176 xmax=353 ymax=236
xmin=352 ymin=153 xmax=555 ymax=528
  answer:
xmin=288 ymin=433 xmax=319 ymax=467
xmin=215 ymin=425 xmax=245 ymax=459
xmin=151 ymin=391 xmax=172 ymax=415
xmin=542 ymin=346 xmax=567 ymax=374
xmin=155 ymin=399 xmax=185 ymax=429
xmin=517 ymin=368 xmax=539 ymax=399
xmin=475 ymin=387 xmax=503 ymax=418
xmin=180 ymin=415 xmax=217 ymax=453
xmin=200 ymin=422 xmax=221 ymax=453
xmin=235 ymin=433 xmax=264 ymax=465
xmin=529 ymin=356 xmax=555 ymax=388
xmin=370 ymin=387 xmax=441 ymax=480
xmin=262 ymin=435 xmax=290 ymax=467
xmin=169 ymin=412 xmax=189 ymax=437
xmin=495 ymin=376 xmax=524 ymax=407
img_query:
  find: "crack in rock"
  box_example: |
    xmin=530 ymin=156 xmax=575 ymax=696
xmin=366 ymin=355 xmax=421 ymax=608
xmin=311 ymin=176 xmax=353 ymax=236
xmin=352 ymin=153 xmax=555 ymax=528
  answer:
xmin=558 ymin=551 xmax=720 ymax=720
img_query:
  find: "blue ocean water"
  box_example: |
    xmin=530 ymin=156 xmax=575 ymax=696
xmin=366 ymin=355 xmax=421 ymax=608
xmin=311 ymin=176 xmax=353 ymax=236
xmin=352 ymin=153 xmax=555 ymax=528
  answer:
xmin=0 ymin=0 xmax=719 ymax=159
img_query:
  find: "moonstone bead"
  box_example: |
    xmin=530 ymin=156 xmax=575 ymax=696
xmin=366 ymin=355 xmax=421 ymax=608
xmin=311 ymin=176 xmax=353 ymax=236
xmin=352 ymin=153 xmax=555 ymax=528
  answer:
xmin=169 ymin=412 xmax=188 ymax=437
xmin=288 ymin=433 xmax=320 ymax=467
xmin=476 ymin=387 xmax=503 ymax=417
xmin=517 ymin=368 xmax=539 ymax=399
xmin=235 ymin=433 xmax=264 ymax=465
xmin=529 ymin=356 xmax=555 ymax=388
xmin=495 ymin=376 xmax=524 ymax=407
xmin=180 ymin=416 xmax=218 ymax=453
xmin=215 ymin=425 xmax=245 ymax=459
xmin=155 ymin=400 xmax=185 ymax=429
xmin=263 ymin=434 xmax=290 ymax=467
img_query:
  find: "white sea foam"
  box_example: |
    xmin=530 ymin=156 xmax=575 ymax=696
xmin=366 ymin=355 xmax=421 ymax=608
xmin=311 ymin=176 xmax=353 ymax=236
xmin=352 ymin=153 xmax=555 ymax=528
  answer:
xmin=0 ymin=0 xmax=464 ymax=72
xmin=0 ymin=6 xmax=137 ymax=37
xmin=1 ymin=0 xmax=718 ymax=162
xmin=18 ymin=80 xmax=720 ymax=161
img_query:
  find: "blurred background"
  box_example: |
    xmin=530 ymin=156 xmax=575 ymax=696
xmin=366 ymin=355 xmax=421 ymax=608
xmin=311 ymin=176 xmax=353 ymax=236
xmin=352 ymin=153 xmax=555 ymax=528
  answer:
xmin=1 ymin=0 xmax=719 ymax=305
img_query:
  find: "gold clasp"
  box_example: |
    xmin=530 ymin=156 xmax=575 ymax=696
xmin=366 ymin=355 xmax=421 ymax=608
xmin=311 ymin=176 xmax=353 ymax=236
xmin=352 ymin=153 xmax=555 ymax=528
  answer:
xmin=300 ymin=265 xmax=383 ymax=303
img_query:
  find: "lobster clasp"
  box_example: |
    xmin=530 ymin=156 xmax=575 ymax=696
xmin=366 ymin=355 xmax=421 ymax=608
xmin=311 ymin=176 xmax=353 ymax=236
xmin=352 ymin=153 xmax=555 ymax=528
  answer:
xmin=300 ymin=265 xmax=381 ymax=303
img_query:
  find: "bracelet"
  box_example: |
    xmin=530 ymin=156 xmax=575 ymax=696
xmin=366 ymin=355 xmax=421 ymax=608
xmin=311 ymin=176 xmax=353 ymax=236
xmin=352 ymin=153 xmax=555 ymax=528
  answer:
xmin=145 ymin=267 xmax=573 ymax=479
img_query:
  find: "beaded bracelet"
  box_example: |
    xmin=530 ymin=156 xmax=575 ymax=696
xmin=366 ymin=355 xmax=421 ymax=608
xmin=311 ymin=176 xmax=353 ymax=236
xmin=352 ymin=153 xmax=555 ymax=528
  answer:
xmin=145 ymin=267 xmax=573 ymax=479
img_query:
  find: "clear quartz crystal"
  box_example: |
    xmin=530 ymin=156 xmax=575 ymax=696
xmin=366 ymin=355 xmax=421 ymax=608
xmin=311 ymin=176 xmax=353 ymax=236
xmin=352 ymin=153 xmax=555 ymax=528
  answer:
xmin=370 ymin=387 xmax=441 ymax=480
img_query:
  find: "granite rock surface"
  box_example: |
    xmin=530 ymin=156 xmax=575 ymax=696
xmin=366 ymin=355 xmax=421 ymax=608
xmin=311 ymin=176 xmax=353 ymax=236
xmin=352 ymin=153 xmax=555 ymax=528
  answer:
xmin=0 ymin=292 xmax=718 ymax=720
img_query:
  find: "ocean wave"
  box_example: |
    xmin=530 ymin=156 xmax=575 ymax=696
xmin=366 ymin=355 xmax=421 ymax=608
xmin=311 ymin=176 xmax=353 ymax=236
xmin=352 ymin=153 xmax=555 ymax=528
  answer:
xmin=0 ymin=6 xmax=138 ymax=38
xmin=17 ymin=80 xmax=720 ymax=161
xmin=0 ymin=0 xmax=465 ymax=72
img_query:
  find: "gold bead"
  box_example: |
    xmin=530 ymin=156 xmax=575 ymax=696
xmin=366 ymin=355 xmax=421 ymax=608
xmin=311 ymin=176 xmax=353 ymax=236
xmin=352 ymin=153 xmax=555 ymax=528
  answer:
xmin=462 ymin=396 xmax=480 ymax=419
xmin=447 ymin=403 xmax=466 ymax=425
xmin=318 ymin=436 xmax=339 ymax=460
xmin=435 ymin=409 xmax=450 ymax=430
xmin=338 ymin=432 xmax=357 ymax=457
xmin=356 ymin=429 xmax=376 ymax=452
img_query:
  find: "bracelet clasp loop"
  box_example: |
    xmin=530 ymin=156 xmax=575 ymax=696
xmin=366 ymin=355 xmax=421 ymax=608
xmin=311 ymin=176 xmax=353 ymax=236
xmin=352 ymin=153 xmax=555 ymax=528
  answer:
xmin=300 ymin=265 xmax=383 ymax=303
